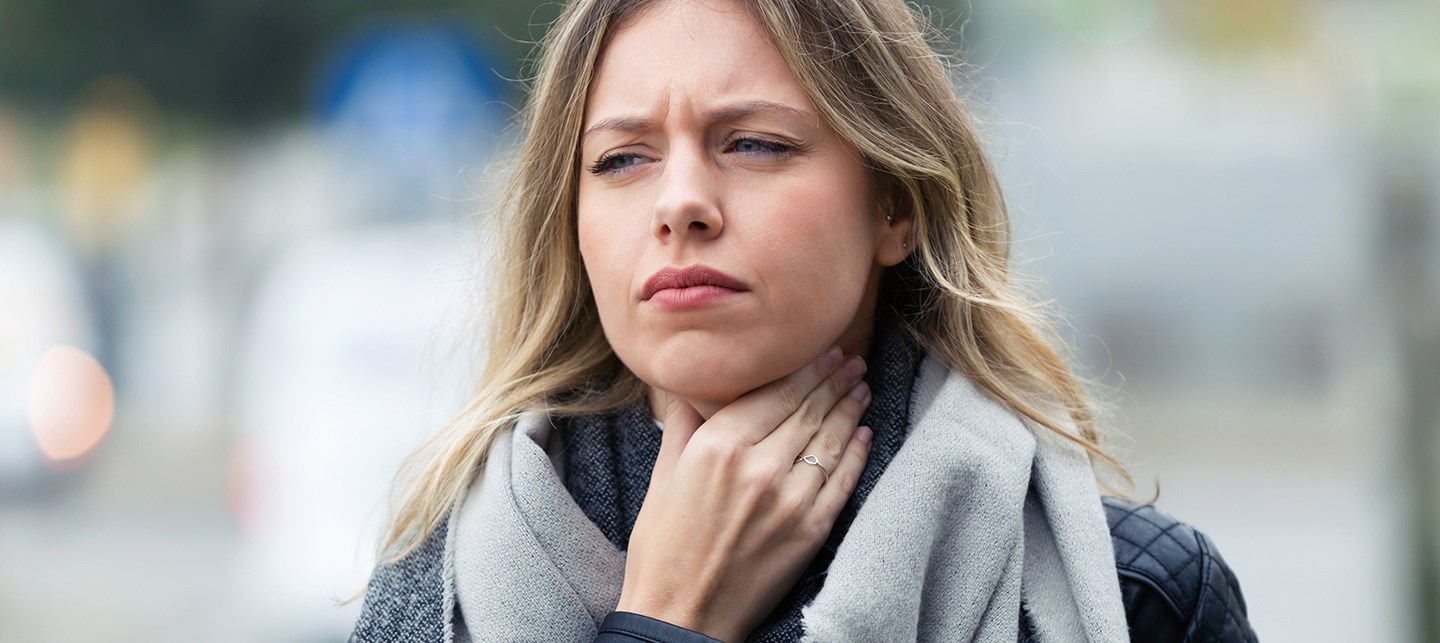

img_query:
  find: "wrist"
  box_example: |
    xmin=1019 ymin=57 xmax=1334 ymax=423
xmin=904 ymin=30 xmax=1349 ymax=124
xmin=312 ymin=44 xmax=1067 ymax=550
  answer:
xmin=600 ymin=611 xmax=726 ymax=643
xmin=615 ymin=594 xmax=729 ymax=641
xmin=614 ymin=594 xmax=699 ymax=628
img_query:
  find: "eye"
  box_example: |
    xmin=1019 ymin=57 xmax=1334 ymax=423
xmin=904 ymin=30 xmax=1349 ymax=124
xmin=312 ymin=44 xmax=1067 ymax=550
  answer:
xmin=727 ymin=137 xmax=794 ymax=156
xmin=587 ymin=152 xmax=650 ymax=175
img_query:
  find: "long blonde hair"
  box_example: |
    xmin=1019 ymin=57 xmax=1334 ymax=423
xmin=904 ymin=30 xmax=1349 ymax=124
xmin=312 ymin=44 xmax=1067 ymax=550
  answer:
xmin=377 ymin=0 xmax=1132 ymax=560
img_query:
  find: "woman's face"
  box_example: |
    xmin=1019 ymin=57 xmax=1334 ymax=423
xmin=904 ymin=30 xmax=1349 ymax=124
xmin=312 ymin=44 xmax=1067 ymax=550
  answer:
xmin=577 ymin=0 xmax=911 ymax=415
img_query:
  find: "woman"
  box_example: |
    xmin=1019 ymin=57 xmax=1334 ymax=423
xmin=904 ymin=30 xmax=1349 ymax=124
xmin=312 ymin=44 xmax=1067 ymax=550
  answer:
xmin=352 ymin=0 xmax=1257 ymax=641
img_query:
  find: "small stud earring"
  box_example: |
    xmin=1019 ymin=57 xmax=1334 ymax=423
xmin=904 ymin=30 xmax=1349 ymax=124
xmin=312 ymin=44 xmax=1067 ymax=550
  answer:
xmin=885 ymin=214 xmax=894 ymax=223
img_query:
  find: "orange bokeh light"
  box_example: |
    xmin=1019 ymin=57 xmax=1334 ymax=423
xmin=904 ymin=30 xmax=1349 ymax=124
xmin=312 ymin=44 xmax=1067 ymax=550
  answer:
xmin=27 ymin=345 xmax=116 ymax=464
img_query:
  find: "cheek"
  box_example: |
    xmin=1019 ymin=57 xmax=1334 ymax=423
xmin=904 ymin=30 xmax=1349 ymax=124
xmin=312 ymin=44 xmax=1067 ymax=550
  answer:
xmin=577 ymin=209 xmax=627 ymax=320
xmin=762 ymin=186 xmax=876 ymax=282
xmin=578 ymin=198 xmax=628 ymax=270
xmin=751 ymin=185 xmax=877 ymax=324
xmin=577 ymin=214 xmax=600 ymax=288
xmin=576 ymin=212 xmax=600 ymax=271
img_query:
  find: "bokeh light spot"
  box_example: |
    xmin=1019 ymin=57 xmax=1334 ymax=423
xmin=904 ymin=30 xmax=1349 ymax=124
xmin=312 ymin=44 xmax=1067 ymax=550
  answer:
xmin=57 ymin=76 xmax=159 ymax=255
xmin=228 ymin=439 xmax=256 ymax=535
xmin=27 ymin=345 xmax=115 ymax=463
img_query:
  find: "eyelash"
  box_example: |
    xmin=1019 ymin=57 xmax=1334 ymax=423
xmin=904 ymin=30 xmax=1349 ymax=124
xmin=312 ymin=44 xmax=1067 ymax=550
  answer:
xmin=727 ymin=137 xmax=795 ymax=157
xmin=586 ymin=137 xmax=798 ymax=176
xmin=586 ymin=152 xmax=643 ymax=176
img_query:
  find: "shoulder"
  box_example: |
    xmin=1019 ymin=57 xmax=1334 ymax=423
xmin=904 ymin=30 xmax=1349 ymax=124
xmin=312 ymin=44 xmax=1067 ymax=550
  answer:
xmin=1101 ymin=496 xmax=1259 ymax=642
xmin=350 ymin=522 xmax=449 ymax=643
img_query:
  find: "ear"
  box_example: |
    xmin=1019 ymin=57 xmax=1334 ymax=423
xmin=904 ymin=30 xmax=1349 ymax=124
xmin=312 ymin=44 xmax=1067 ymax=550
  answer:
xmin=874 ymin=184 xmax=915 ymax=267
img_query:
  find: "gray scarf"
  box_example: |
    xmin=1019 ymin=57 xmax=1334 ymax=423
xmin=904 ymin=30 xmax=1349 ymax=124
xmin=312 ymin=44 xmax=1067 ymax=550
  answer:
xmin=554 ymin=321 xmax=927 ymax=641
xmin=351 ymin=352 xmax=1129 ymax=642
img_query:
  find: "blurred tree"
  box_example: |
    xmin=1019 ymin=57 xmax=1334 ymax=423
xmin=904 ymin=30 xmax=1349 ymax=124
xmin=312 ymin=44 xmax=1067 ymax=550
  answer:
xmin=1375 ymin=4 xmax=1440 ymax=639
xmin=0 ymin=0 xmax=965 ymax=127
xmin=1165 ymin=0 xmax=1309 ymax=54
xmin=0 ymin=0 xmax=560 ymax=126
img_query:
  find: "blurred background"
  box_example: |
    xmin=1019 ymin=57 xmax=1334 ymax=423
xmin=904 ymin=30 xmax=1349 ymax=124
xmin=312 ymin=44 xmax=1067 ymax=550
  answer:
xmin=0 ymin=0 xmax=1435 ymax=641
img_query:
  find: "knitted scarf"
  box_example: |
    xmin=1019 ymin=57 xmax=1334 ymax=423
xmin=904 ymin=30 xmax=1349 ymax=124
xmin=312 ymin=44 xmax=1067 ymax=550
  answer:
xmin=350 ymin=325 xmax=1130 ymax=642
xmin=553 ymin=319 xmax=925 ymax=642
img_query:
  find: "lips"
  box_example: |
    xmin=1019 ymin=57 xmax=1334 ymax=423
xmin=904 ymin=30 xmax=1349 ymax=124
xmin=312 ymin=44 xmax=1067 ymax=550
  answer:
xmin=641 ymin=265 xmax=749 ymax=301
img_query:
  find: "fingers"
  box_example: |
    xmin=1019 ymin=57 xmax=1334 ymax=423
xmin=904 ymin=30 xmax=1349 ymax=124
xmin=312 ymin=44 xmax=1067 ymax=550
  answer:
xmin=711 ymin=346 xmax=845 ymax=444
xmin=811 ymin=426 xmax=872 ymax=519
xmin=650 ymin=392 xmax=704 ymax=496
xmin=781 ymin=377 xmax=870 ymax=491
xmin=760 ymin=354 xmax=868 ymax=458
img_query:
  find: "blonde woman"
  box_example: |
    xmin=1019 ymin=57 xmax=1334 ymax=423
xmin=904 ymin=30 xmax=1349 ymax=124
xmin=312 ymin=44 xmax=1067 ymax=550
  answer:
xmin=351 ymin=0 xmax=1257 ymax=641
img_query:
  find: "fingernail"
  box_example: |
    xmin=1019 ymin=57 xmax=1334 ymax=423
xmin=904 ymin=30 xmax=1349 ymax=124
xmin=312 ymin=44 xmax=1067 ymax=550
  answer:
xmin=856 ymin=426 xmax=873 ymax=445
xmin=826 ymin=346 xmax=843 ymax=367
xmin=842 ymin=356 xmax=866 ymax=378
xmin=847 ymin=381 xmax=869 ymax=401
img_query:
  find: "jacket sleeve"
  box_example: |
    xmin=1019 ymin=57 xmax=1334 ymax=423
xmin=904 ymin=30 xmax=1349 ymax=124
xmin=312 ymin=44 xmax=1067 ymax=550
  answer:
xmin=594 ymin=612 xmax=724 ymax=643
xmin=1183 ymin=530 xmax=1258 ymax=642
xmin=1103 ymin=496 xmax=1259 ymax=642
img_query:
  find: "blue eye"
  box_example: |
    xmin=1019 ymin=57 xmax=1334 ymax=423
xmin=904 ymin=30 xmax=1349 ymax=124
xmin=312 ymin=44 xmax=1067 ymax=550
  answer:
xmin=729 ymin=137 xmax=792 ymax=156
xmin=606 ymin=154 xmax=642 ymax=170
xmin=588 ymin=153 xmax=647 ymax=175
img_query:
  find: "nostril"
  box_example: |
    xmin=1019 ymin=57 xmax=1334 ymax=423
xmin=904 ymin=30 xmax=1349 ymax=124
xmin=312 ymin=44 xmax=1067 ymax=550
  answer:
xmin=690 ymin=221 xmax=709 ymax=231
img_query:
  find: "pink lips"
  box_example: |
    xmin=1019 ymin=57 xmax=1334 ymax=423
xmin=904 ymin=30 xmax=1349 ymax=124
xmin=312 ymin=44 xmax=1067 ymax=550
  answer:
xmin=642 ymin=265 xmax=749 ymax=309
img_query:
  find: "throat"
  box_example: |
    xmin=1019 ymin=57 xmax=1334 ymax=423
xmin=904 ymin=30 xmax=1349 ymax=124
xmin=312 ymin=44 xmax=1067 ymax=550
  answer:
xmin=646 ymin=387 xmax=725 ymax=424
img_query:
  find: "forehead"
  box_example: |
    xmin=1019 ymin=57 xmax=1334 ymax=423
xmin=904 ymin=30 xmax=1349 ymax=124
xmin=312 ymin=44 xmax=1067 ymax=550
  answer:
xmin=585 ymin=0 xmax=815 ymax=122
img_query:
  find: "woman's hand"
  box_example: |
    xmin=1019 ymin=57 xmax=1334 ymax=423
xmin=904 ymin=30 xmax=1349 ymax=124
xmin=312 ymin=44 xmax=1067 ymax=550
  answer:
xmin=614 ymin=346 xmax=874 ymax=642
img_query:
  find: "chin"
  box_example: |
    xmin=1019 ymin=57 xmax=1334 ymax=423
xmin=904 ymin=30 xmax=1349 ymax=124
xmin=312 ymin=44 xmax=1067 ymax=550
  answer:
xmin=627 ymin=340 xmax=794 ymax=408
xmin=612 ymin=321 xmax=855 ymax=413
xmin=642 ymin=357 xmax=766 ymax=406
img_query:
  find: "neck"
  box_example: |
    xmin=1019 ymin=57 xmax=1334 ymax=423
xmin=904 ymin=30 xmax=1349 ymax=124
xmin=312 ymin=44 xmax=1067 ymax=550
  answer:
xmin=647 ymin=313 xmax=879 ymax=422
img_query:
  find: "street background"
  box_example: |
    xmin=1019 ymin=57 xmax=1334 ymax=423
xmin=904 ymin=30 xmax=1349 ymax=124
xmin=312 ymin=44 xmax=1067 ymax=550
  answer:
xmin=1 ymin=0 xmax=1437 ymax=641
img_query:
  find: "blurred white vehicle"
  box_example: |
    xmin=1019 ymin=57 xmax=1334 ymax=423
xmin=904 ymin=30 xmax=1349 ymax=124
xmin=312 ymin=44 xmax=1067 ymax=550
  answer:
xmin=233 ymin=222 xmax=479 ymax=641
xmin=0 ymin=217 xmax=98 ymax=491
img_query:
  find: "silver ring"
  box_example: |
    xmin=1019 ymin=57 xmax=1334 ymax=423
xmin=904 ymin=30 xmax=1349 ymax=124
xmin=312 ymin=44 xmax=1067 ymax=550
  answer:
xmin=793 ymin=454 xmax=831 ymax=483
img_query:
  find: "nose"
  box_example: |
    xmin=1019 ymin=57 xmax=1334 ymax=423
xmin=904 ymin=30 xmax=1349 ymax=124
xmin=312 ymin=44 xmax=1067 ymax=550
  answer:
xmin=651 ymin=146 xmax=723 ymax=243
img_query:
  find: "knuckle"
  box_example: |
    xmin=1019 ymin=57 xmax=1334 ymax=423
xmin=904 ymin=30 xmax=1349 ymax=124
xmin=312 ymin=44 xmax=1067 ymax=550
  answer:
xmin=802 ymin=514 xmax=833 ymax=542
xmin=775 ymin=381 xmax=805 ymax=412
xmin=818 ymin=432 xmax=845 ymax=459
xmin=798 ymin=396 xmax=826 ymax=428
xmin=777 ymin=487 xmax=809 ymax=515
xmin=692 ymin=435 xmax=740 ymax=462
xmin=839 ymin=392 xmax=865 ymax=418
xmin=810 ymin=354 xmax=835 ymax=381
xmin=743 ymin=461 xmax=784 ymax=489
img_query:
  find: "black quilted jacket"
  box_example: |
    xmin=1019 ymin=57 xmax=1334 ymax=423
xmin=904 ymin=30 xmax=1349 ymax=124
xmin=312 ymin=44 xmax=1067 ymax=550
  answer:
xmin=595 ymin=497 xmax=1258 ymax=643
xmin=1099 ymin=496 xmax=1258 ymax=642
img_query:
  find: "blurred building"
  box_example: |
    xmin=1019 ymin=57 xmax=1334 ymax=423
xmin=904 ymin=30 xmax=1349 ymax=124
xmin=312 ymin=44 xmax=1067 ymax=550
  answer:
xmin=0 ymin=1 xmax=1436 ymax=641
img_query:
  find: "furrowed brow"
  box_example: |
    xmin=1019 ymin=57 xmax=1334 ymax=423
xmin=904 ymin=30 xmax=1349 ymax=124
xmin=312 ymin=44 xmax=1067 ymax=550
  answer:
xmin=581 ymin=116 xmax=653 ymax=143
xmin=580 ymin=100 xmax=815 ymax=143
xmin=706 ymin=100 xmax=813 ymax=124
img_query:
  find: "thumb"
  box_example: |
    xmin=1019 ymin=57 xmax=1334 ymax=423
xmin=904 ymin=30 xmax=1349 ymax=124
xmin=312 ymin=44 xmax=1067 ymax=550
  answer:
xmin=649 ymin=391 xmax=702 ymax=494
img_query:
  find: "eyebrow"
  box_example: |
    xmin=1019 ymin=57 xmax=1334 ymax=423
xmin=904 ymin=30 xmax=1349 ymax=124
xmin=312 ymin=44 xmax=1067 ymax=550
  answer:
xmin=580 ymin=100 xmax=815 ymax=143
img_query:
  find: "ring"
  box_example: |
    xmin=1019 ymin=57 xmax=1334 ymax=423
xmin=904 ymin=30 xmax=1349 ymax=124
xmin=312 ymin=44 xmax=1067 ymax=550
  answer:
xmin=793 ymin=454 xmax=831 ymax=484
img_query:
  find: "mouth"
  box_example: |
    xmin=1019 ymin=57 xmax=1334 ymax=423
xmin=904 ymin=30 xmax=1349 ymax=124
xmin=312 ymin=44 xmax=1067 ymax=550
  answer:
xmin=641 ymin=265 xmax=750 ymax=304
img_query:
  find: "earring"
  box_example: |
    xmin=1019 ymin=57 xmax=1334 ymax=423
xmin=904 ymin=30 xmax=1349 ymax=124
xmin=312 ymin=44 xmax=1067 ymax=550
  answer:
xmin=885 ymin=214 xmax=894 ymax=223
